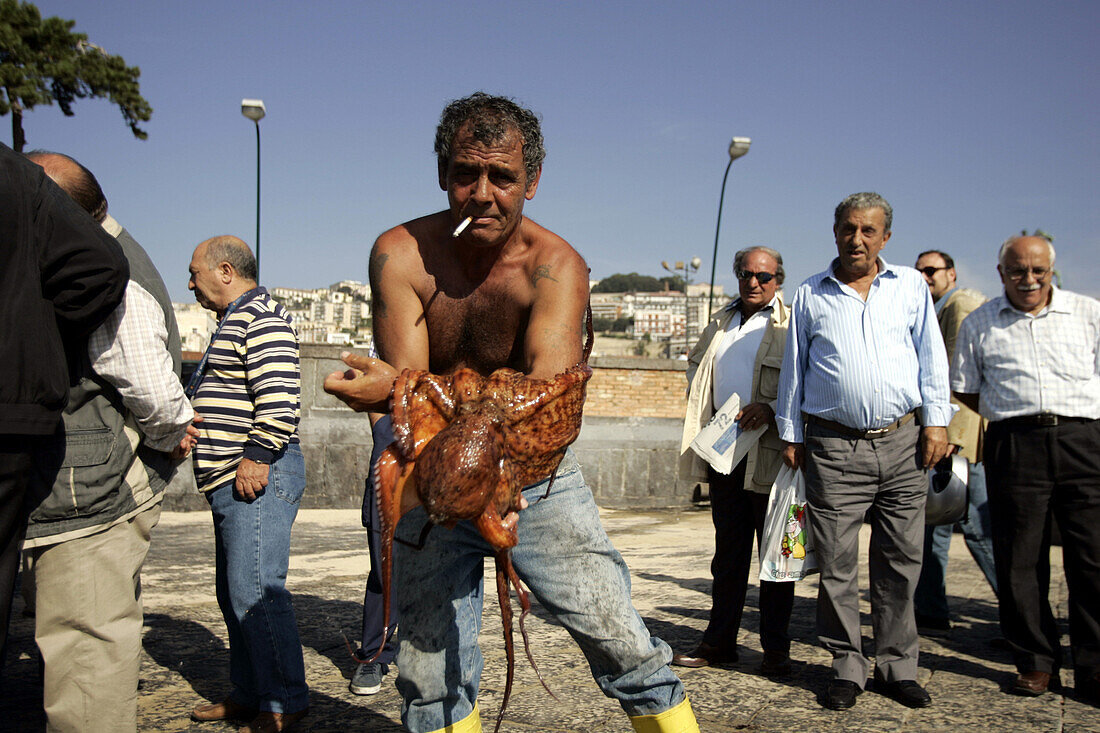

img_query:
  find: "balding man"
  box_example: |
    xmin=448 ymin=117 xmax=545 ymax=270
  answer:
xmin=21 ymin=151 xmax=196 ymax=733
xmin=952 ymin=236 xmax=1100 ymax=704
xmin=186 ymin=237 xmax=309 ymax=732
xmin=0 ymin=143 xmax=127 ymax=688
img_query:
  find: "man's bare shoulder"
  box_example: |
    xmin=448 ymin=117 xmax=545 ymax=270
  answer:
xmin=520 ymin=217 xmax=587 ymax=282
xmin=374 ymin=212 xmax=449 ymax=258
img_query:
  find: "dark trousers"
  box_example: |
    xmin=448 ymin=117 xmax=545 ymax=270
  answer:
xmin=984 ymin=418 xmax=1100 ymax=677
xmin=359 ymin=417 xmax=398 ymax=665
xmin=702 ymin=461 xmax=794 ymax=654
xmin=0 ymin=433 xmax=62 ymax=678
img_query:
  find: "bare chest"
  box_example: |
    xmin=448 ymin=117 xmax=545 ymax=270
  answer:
xmin=423 ymin=286 xmax=531 ymax=375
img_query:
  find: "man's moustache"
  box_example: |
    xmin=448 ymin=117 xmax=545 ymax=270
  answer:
xmin=1017 ymin=283 xmax=1042 ymax=292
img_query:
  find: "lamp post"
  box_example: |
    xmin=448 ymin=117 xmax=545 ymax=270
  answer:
xmin=241 ymin=99 xmax=265 ymax=279
xmin=662 ymin=257 xmax=701 ymax=355
xmin=707 ymin=137 xmax=751 ymax=319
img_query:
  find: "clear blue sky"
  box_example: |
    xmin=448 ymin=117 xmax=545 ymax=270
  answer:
xmin=23 ymin=0 xmax=1100 ymax=302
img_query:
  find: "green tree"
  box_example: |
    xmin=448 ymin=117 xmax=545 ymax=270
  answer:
xmin=0 ymin=0 xmax=151 ymax=151
xmin=593 ymin=272 xmax=686 ymax=293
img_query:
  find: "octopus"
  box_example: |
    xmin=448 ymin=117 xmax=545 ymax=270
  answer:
xmin=370 ymin=310 xmax=594 ymax=732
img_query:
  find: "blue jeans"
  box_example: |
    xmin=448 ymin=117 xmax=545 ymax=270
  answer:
xmin=206 ymin=443 xmax=309 ymax=714
xmin=393 ymin=449 xmax=684 ymax=731
xmin=915 ymin=461 xmax=998 ymax=621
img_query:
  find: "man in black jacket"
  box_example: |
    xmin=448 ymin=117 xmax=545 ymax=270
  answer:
xmin=0 ymin=143 xmax=129 ymax=675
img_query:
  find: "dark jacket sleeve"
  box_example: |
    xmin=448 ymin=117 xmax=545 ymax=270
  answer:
xmin=35 ymin=174 xmax=129 ymax=338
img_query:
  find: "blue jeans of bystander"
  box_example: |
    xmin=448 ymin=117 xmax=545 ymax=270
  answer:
xmin=915 ymin=462 xmax=998 ymax=622
xmin=393 ymin=449 xmax=685 ymax=732
xmin=206 ymin=443 xmax=309 ymax=714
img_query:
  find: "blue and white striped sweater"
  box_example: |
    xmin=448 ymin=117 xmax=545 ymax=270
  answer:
xmin=192 ymin=288 xmax=300 ymax=492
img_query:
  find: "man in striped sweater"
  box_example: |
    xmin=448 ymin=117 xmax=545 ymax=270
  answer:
xmin=186 ymin=236 xmax=309 ymax=733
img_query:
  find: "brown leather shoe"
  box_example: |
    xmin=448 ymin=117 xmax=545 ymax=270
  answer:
xmin=191 ymin=698 xmax=259 ymax=722
xmin=1012 ymin=671 xmax=1054 ymax=696
xmin=239 ymin=708 xmax=309 ymax=733
xmin=671 ymin=642 xmax=738 ymax=668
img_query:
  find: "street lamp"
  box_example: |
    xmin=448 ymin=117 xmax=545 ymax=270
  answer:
xmin=662 ymin=257 xmax=702 ymax=355
xmin=707 ymin=136 xmax=751 ymax=319
xmin=241 ymin=98 xmax=265 ymax=279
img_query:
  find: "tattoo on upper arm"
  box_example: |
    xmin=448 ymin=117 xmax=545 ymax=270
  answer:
xmin=531 ymin=264 xmax=558 ymax=287
xmin=369 ymin=252 xmax=389 ymax=319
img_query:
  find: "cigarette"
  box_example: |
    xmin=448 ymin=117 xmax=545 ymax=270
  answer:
xmin=452 ymin=216 xmax=472 ymax=238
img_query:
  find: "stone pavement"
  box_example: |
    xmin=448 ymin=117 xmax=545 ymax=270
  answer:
xmin=4 ymin=507 xmax=1097 ymax=732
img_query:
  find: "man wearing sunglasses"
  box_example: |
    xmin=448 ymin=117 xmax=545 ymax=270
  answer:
xmin=776 ymin=192 xmax=955 ymax=711
xmin=952 ymin=236 xmax=1100 ymax=704
xmin=910 ymin=251 xmax=997 ymax=636
xmin=675 ymin=246 xmax=794 ymax=677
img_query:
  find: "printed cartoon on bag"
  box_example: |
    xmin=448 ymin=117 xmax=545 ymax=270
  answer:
xmin=781 ymin=504 xmax=807 ymax=559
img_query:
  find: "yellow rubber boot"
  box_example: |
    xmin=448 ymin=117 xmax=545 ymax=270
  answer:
xmin=424 ymin=703 xmax=483 ymax=733
xmin=629 ymin=698 xmax=700 ymax=733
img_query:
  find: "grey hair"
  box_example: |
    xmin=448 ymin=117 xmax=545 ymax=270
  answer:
xmin=834 ymin=191 xmax=893 ymax=231
xmin=733 ymin=246 xmax=785 ymax=286
xmin=998 ymin=236 xmax=1056 ymax=267
xmin=204 ymin=235 xmax=258 ymax=282
xmin=434 ymin=92 xmax=546 ymax=182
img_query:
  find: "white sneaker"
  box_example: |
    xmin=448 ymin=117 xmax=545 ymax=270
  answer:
xmin=350 ymin=662 xmax=386 ymax=695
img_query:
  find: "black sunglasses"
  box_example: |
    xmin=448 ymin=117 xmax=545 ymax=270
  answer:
xmin=736 ymin=269 xmax=776 ymax=284
xmin=918 ymin=266 xmax=949 ymax=277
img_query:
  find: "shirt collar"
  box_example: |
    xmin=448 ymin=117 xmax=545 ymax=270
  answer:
xmin=100 ymin=214 xmax=122 ymax=238
xmin=934 ymin=286 xmax=958 ymax=316
xmin=826 ymin=256 xmax=897 ymax=285
xmin=725 ymin=292 xmax=780 ymax=315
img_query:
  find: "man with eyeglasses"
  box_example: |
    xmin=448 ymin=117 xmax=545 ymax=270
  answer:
xmin=952 ymin=235 xmax=1100 ymax=704
xmin=911 ymin=251 xmax=997 ymax=637
xmin=674 ymin=246 xmax=794 ymax=677
xmin=776 ymin=192 xmax=955 ymax=711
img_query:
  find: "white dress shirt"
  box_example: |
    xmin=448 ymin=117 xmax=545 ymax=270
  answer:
xmin=951 ymin=287 xmax=1100 ymax=421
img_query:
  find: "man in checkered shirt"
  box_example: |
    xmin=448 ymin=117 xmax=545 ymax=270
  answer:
xmin=952 ymin=235 xmax=1100 ymax=704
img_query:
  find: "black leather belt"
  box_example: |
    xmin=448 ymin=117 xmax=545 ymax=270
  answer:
xmin=803 ymin=411 xmax=916 ymax=440
xmin=993 ymin=414 xmax=1095 ymax=429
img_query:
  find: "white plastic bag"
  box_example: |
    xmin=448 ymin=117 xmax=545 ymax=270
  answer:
xmin=759 ymin=465 xmax=818 ymax=582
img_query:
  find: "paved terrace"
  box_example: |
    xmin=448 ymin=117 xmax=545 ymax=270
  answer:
xmin=4 ymin=508 xmax=1095 ymax=732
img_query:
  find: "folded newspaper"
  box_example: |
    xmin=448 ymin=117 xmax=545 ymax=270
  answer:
xmin=689 ymin=392 xmax=767 ymax=475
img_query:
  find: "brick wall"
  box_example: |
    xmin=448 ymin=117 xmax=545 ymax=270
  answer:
xmin=165 ymin=346 xmax=694 ymax=510
xmin=585 ymin=356 xmax=687 ymax=419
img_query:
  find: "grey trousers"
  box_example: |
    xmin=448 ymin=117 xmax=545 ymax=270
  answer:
xmin=804 ymin=420 xmax=926 ymax=686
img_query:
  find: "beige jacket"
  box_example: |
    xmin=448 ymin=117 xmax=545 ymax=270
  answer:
xmin=940 ymin=287 xmax=987 ymax=462
xmin=679 ymin=294 xmax=789 ymax=493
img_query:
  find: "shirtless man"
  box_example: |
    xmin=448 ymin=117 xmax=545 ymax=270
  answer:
xmin=324 ymin=93 xmax=697 ymax=733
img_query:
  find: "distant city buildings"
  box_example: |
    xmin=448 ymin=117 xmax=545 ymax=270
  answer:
xmin=173 ymin=303 xmax=217 ymax=356
xmin=173 ymin=280 xmax=374 ymax=355
xmin=174 ymin=278 xmax=736 ymax=359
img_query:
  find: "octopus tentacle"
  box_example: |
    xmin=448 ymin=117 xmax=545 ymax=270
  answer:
xmin=369 ymin=445 xmax=414 ymax=663
xmin=503 ymin=554 xmax=556 ymax=700
xmin=493 ymin=551 xmax=515 ymax=733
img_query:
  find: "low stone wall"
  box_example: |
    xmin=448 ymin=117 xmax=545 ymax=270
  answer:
xmin=164 ymin=346 xmax=693 ymax=511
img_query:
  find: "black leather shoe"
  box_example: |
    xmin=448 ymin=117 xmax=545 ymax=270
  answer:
xmin=759 ymin=650 xmax=792 ymax=677
xmin=823 ymin=679 xmax=862 ymax=710
xmin=915 ymin=613 xmax=951 ymax=637
xmin=671 ymin=642 xmax=738 ymax=668
xmin=875 ymin=676 xmax=932 ymax=708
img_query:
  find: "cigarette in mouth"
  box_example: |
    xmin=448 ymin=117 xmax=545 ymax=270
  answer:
xmin=452 ymin=216 xmax=473 ymax=238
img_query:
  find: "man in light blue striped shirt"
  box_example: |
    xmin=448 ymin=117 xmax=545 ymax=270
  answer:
xmin=776 ymin=192 xmax=955 ymax=711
